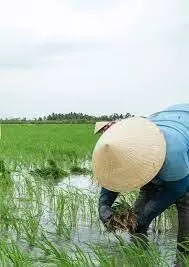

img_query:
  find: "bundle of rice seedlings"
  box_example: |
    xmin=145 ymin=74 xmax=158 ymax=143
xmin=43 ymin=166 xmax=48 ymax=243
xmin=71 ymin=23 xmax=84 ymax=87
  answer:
xmin=105 ymin=196 xmax=137 ymax=233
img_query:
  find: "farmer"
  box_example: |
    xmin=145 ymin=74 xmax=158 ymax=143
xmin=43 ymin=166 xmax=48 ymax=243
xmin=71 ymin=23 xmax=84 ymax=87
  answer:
xmin=92 ymin=104 xmax=189 ymax=267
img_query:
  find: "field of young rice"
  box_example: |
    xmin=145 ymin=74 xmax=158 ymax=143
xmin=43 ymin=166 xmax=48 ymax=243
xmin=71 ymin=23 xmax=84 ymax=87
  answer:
xmin=0 ymin=124 xmax=185 ymax=266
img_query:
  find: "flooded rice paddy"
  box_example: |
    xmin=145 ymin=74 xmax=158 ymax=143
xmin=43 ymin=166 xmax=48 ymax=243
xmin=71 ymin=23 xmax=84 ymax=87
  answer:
xmin=0 ymin=124 xmax=183 ymax=266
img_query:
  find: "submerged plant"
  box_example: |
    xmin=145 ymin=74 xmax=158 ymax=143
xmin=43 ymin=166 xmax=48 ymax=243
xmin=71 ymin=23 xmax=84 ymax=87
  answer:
xmin=70 ymin=165 xmax=90 ymax=175
xmin=31 ymin=159 xmax=69 ymax=180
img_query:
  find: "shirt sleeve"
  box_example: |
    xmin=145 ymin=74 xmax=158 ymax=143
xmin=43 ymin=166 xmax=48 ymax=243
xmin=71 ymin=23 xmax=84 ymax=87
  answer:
xmin=136 ymin=175 xmax=189 ymax=230
xmin=99 ymin=187 xmax=119 ymax=207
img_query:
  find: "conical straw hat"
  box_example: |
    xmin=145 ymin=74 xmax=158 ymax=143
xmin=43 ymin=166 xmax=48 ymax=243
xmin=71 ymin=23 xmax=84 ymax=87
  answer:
xmin=94 ymin=121 xmax=110 ymax=134
xmin=92 ymin=117 xmax=166 ymax=193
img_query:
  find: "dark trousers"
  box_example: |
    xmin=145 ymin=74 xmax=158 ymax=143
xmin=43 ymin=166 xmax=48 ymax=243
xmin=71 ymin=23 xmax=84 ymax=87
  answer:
xmin=133 ymin=181 xmax=189 ymax=256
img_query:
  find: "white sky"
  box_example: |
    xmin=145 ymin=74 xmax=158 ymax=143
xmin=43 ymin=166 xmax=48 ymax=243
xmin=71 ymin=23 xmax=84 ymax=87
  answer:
xmin=0 ymin=0 xmax=189 ymax=118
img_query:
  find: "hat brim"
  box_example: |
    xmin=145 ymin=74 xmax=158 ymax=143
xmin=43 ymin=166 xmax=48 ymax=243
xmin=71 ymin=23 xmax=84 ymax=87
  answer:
xmin=94 ymin=121 xmax=110 ymax=134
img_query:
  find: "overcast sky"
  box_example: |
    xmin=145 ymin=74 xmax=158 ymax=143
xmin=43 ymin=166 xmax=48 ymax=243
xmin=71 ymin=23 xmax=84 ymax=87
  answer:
xmin=0 ymin=0 xmax=189 ymax=118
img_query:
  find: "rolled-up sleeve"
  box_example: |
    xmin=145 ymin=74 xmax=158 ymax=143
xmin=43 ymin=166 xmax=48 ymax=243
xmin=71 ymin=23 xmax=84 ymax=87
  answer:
xmin=99 ymin=187 xmax=119 ymax=208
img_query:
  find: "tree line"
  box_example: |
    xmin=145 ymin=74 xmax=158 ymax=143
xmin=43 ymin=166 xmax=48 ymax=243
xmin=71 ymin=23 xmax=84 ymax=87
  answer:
xmin=44 ymin=112 xmax=134 ymax=121
xmin=0 ymin=112 xmax=134 ymax=124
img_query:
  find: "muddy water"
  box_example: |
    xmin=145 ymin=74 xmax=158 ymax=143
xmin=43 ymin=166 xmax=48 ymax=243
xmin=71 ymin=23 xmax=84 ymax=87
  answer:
xmin=57 ymin=174 xmax=97 ymax=192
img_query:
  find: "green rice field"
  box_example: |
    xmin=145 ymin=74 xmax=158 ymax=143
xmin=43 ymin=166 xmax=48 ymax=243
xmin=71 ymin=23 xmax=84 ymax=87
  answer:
xmin=0 ymin=124 xmax=187 ymax=266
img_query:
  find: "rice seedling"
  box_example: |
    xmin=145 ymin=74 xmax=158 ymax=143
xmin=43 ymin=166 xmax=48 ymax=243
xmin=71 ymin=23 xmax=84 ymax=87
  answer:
xmin=0 ymin=178 xmax=16 ymax=234
xmin=0 ymin=238 xmax=33 ymax=267
xmin=37 ymin=232 xmax=75 ymax=266
xmin=63 ymin=187 xmax=98 ymax=227
xmin=176 ymin=241 xmax=189 ymax=266
xmin=0 ymin=160 xmax=7 ymax=175
xmin=53 ymin=191 xmax=73 ymax=239
xmin=21 ymin=211 xmax=41 ymax=247
xmin=87 ymin=195 xmax=98 ymax=226
xmin=9 ymin=215 xmax=23 ymax=240
xmin=73 ymin=244 xmax=95 ymax=267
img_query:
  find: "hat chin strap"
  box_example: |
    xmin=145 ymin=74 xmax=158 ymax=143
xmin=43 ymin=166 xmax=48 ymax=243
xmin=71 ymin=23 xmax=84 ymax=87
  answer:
xmin=101 ymin=121 xmax=116 ymax=133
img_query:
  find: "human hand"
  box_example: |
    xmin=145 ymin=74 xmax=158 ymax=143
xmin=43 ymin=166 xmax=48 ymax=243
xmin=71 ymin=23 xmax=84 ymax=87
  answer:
xmin=99 ymin=205 xmax=113 ymax=225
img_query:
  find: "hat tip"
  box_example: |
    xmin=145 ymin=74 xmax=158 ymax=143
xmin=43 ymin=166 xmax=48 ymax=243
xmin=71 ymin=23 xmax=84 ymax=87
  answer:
xmin=104 ymin=143 xmax=110 ymax=151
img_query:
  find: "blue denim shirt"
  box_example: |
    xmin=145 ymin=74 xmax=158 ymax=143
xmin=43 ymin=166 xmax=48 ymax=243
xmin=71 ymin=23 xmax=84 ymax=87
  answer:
xmin=99 ymin=104 xmax=189 ymax=222
xmin=148 ymin=103 xmax=189 ymax=182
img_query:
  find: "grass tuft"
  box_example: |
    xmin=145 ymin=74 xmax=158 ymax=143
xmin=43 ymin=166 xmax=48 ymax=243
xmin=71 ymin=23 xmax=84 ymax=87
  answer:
xmin=30 ymin=159 xmax=69 ymax=179
xmin=70 ymin=165 xmax=90 ymax=175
